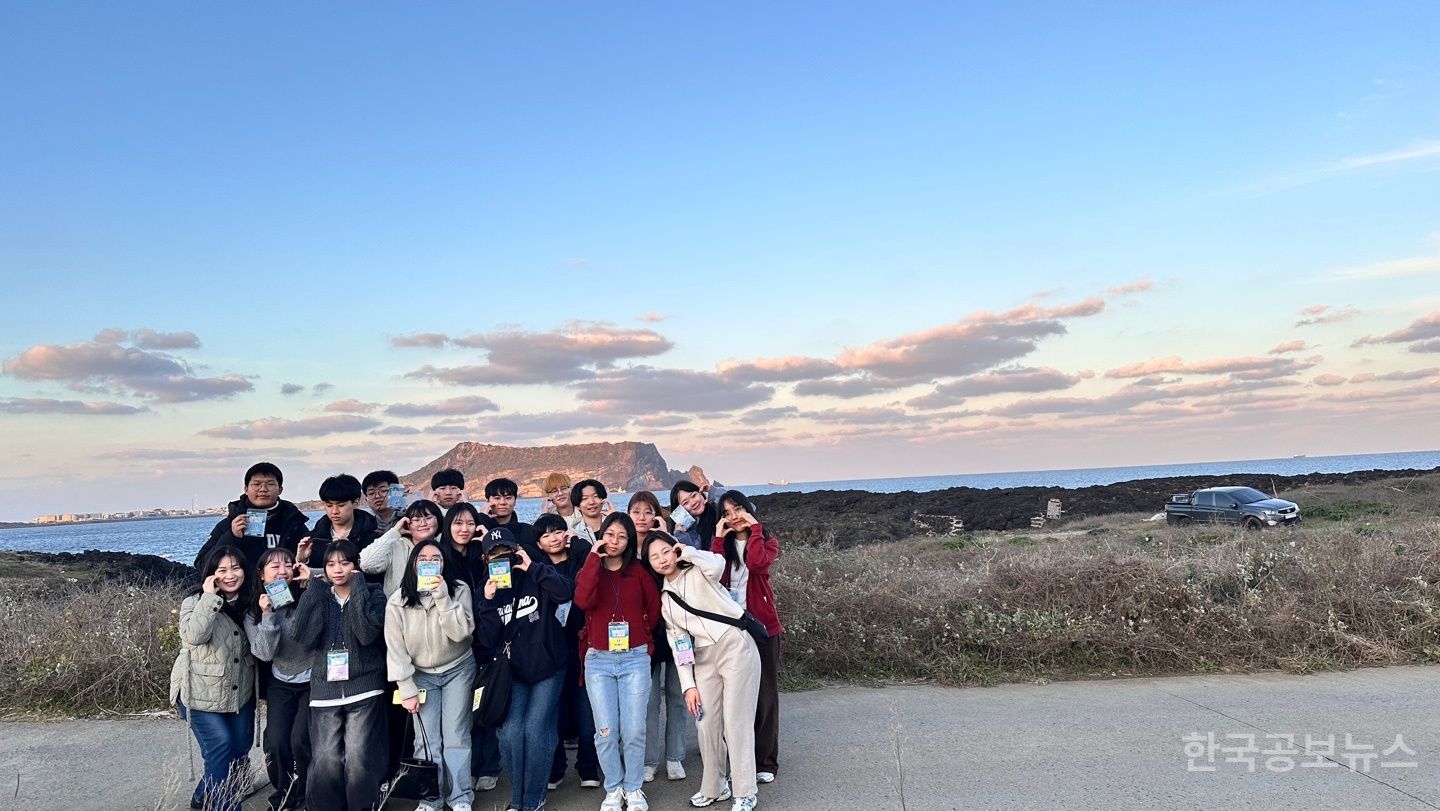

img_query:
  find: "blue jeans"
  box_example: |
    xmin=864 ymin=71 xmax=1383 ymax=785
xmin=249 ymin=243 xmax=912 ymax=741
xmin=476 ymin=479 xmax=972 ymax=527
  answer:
xmin=180 ymin=699 xmax=256 ymax=811
xmin=499 ymin=670 xmax=564 ymax=811
xmin=551 ymin=662 xmax=599 ymax=783
xmin=413 ymin=655 xmax=476 ymax=808
xmin=645 ymin=660 xmax=689 ymax=767
xmin=584 ymin=647 xmax=651 ymax=793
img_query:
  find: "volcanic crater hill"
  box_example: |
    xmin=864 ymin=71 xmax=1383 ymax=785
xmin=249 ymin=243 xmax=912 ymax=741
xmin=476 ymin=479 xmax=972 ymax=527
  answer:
xmin=748 ymin=466 xmax=1440 ymax=547
xmin=404 ymin=441 xmax=700 ymax=500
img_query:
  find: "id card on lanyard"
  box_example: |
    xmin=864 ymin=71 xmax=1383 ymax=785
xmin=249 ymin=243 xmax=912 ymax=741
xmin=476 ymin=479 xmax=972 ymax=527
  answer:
xmin=607 ymin=577 xmax=629 ymax=651
xmin=326 ymin=648 xmax=350 ymax=681
xmin=673 ymin=635 xmax=695 ymax=666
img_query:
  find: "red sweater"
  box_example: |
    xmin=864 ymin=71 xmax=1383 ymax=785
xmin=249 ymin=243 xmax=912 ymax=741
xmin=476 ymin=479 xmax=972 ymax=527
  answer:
xmin=713 ymin=522 xmax=784 ymax=636
xmin=574 ymin=552 xmax=661 ymax=654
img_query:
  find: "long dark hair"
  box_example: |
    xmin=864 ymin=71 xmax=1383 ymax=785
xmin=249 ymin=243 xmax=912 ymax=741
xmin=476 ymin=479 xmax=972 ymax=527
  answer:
xmin=194 ymin=544 xmax=258 ymax=607
xmin=668 ymin=480 xmax=718 ymax=543
xmin=717 ymin=489 xmax=772 ymax=571
xmin=250 ymin=547 xmax=298 ymax=620
xmin=626 ymin=490 xmax=664 ymax=558
xmin=597 ymin=512 xmax=638 ymax=575
xmin=440 ymin=502 xmax=486 ymax=588
xmin=441 ymin=502 xmax=485 ymax=550
xmin=399 ymin=540 xmax=462 ymax=608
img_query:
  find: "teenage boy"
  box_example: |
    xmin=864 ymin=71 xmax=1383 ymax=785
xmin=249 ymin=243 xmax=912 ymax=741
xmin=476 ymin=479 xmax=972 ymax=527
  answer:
xmin=301 ymin=474 xmax=382 ymax=569
xmin=431 ymin=468 xmax=467 ymax=511
xmin=195 ymin=462 xmax=310 ymax=569
xmin=542 ymin=472 xmax=583 ymax=533
xmin=485 ymin=477 xmax=536 ymax=552
xmin=361 ymin=470 xmax=408 ymax=533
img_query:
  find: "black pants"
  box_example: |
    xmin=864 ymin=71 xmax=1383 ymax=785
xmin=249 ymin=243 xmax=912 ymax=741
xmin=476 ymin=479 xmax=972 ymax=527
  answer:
xmin=754 ymin=634 xmax=781 ymax=774
xmin=384 ymin=682 xmax=408 ymax=780
xmin=307 ymin=694 xmax=386 ymax=811
xmin=550 ymin=663 xmax=599 ymax=782
xmin=263 ymin=679 xmax=311 ymax=809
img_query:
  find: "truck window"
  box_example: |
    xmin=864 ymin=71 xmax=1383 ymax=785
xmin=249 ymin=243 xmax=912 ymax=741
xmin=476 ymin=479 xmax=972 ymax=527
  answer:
xmin=1196 ymin=492 xmax=1214 ymax=507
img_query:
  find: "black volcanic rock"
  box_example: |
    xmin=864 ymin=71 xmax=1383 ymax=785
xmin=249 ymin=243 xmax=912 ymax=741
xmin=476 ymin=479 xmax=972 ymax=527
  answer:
xmin=750 ymin=466 xmax=1440 ymax=546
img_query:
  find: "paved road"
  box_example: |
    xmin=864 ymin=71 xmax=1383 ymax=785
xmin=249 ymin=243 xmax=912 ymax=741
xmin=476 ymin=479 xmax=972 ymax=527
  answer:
xmin=4 ymin=666 xmax=1440 ymax=810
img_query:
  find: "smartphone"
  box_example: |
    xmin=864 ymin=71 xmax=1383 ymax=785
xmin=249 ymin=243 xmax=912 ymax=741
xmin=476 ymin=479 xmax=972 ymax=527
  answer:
xmin=669 ymin=506 xmax=695 ymax=531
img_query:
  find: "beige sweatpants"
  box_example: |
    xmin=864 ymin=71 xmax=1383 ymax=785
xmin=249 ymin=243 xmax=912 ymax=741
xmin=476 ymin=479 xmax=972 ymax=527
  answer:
xmin=693 ymin=627 xmax=762 ymax=799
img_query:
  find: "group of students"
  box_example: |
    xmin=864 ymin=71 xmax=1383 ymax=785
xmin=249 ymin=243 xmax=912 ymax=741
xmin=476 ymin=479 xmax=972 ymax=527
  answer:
xmin=171 ymin=462 xmax=783 ymax=811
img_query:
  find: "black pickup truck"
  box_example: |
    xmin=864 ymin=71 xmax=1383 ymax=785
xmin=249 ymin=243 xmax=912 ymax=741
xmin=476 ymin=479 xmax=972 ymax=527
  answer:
xmin=1165 ymin=486 xmax=1301 ymax=528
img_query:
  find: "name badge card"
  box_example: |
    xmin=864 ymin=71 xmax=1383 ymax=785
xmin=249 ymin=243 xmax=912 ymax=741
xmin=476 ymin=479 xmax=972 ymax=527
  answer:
xmin=608 ymin=621 xmax=630 ymax=652
xmin=326 ymin=648 xmax=350 ymax=682
xmin=245 ymin=509 xmax=268 ymax=537
xmin=488 ymin=559 xmax=512 ymax=589
xmin=387 ymin=483 xmax=407 ymax=511
xmin=673 ymin=635 xmax=695 ymax=666
xmin=555 ymin=601 xmax=573 ymax=626
xmin=417 ymin=560 xmax=442 ymax=593
xmin=264 ymin=579 xmax=293 ymax=609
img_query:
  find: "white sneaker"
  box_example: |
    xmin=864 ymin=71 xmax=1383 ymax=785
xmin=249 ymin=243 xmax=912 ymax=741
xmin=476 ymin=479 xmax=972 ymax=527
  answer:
xmin=452 ymin=804 xmax=473 ymax=811
xmin=474 ymin=775 xmax=499 ymax=792
xmin=548 ymin=777 xmax=563 ymax=790
xmin=580 ymin=778 xmax=602 ymax=788
xmin=601 ymin=787 xmax=625 ymax=811
xmin=625 ymin=789 xmax=650 ymax=810
xmin=643 ymin=765 xmax=656 ymax=783
xmin=755 ymin=771 xmax=774 ymax=784
xmin=690 ymin=779 xmax=732 ymax=808
xmin=667 ymin=760 xmax=687 ymax=780
xmin=416 ymin=802 xmax=441 ymax=811
xmin=730 ymin=795 xmax=758 ymax=811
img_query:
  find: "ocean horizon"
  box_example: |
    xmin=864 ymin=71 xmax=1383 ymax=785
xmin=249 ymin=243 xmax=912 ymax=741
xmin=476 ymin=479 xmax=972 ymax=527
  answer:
xmin=3 ymin=448 xmax=1436 ymax=561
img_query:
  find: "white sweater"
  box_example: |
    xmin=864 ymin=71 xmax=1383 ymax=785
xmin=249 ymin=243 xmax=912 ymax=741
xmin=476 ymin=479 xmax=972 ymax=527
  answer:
xmin=659 ymin=546 xmax=745 ymax=692
xmin=360 ymin=524 xmax=416 ymax=596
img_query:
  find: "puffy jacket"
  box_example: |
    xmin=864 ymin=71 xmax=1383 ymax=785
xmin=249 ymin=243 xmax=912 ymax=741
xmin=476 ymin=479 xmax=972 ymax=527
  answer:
xmin=384 ymin=580 xmax=476 ymax=700
xmin=169 ymin=592 xmax=257 ymax=713
xmin=712 ymin=522 xmax=784 ymax=637
xmin=194 ymin=497 xmax=311 ymax=570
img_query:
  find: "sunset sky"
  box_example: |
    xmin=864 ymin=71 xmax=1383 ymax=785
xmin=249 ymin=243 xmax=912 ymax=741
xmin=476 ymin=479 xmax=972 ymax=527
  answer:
xmin=3 ymin=2 xmax=1439 ymax=521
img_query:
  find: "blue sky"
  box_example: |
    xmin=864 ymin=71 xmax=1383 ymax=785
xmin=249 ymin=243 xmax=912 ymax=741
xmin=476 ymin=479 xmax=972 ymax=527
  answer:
xmin=2 ymin=2 xmax=1439 ymax=520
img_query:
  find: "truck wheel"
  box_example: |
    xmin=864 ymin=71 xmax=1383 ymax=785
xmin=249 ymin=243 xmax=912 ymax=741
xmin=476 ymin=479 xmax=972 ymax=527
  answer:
xmin=1242 ymin=517 xmax=1263 ymax=530
xmin=1172 ymin=515 xmax=1192 ymax=526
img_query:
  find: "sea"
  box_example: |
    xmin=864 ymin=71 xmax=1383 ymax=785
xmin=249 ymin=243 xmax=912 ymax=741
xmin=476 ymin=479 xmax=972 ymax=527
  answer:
xmin=3 ymin=449 xmax=1437 ymax=562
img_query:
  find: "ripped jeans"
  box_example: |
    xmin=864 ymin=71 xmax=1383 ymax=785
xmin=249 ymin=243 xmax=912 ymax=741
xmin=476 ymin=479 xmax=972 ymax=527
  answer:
xmin=583 ymin=646 xmax=652 ymax=793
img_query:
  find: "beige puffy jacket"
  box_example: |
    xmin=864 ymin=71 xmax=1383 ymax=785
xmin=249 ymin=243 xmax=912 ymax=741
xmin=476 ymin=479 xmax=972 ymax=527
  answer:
xmin=168 ymin=592 xmax=256 ymax=713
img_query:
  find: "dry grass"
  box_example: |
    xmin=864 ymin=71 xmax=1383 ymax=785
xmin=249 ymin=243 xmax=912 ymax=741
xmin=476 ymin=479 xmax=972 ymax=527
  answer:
xmin=0 ymin=579 xmax=185 ymax=717
xmin=774 ymin=500 xmax=1440 ymax=689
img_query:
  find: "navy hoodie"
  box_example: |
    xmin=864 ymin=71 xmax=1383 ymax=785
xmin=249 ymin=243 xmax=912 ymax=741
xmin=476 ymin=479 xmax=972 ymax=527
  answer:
xmin=474 ymin=561 xmax=574 ymax=685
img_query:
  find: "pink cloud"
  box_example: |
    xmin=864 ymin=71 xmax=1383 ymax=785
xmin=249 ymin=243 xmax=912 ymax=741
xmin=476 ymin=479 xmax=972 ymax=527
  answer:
xmin=907 ymin=366 xmax=1090 ymax=410
xmin=717 ymin=356 xmax=841 ymax=383
xmin=1313 ymin=374 xmax=1347 ymax=387
xmin=1105 ymin=355 xmax=1317 ymax=380
xmin=1295 ymin=305 xmax=1358 ymax=327
xmin=200 ymin=415 xmax=382 ymax=440
xmin=1269 ymin=341 xmax=1309 ymax=355
xmin=1106 ymin=279 xmax=1153 ymax=296
xmin=384 ymin=396 xmax=500 ymax=417
xmin=1353 ymin=311 xmax=1440 ymax=348
xmin=324 ymin=399 xmax=377 ymax=414
xmin=408 ymin=321 xmax=673 ymax=385
xmin=390 ymin=332 xmax=448 ymax=348
xmin=0 ymin=397 xmax=148 ymax=415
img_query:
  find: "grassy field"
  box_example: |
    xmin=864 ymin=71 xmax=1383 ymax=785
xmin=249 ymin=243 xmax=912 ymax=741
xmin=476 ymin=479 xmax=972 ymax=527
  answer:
xmin=2 ymin=472 xmax=1437 ymax=717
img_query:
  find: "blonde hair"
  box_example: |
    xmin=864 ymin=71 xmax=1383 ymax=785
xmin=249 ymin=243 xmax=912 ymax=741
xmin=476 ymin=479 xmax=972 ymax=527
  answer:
xmin=543 ymin=472 xmax=572 ymax=492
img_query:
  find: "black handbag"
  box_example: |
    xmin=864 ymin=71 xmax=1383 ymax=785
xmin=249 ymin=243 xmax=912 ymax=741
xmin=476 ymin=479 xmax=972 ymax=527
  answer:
xmin=389 ymin=711 xmax=442 ymax=802
xmin=474 ymin=640 xmax=514 ymax=728
xmin=663 ymin=590 xmax=770 ymax=643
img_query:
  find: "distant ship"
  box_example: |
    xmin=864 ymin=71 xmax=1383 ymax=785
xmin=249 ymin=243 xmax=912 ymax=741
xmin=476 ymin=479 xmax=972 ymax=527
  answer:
xmin=768 ymin=479 xmax=790 ymax=486
xmin=1291 ymin=454 xmax=1307 ymax=459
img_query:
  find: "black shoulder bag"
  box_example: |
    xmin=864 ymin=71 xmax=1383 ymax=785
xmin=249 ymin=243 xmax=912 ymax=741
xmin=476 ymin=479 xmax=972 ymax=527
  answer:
xmin=663 ymin=590 xmax=770 ymax=643
xmin=474 ymin=598 xmax=520 ymax=727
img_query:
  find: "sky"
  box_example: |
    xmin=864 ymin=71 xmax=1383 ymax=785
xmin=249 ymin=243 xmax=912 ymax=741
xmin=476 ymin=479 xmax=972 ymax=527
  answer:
xmin=2 ymin=2 xmax=1439 ymax=521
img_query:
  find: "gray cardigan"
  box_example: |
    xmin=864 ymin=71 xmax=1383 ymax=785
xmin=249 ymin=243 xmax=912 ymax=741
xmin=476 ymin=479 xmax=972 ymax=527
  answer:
xmin=245 ymin=603 xmax=311 ymax=681
xmin=288 ymin=577 xmax=388 ymax=703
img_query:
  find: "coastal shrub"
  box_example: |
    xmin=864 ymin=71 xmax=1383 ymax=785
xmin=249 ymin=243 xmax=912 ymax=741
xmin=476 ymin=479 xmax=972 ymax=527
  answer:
xmin=0 ymin=579 xmax=184 ymax=716
xmin=773 ymin=519 xmax=1440 ymax=689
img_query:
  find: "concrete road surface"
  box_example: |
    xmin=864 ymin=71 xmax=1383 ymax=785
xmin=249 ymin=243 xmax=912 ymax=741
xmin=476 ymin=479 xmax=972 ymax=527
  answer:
xmin=4 ymin=665 xmax=1440 ymax=810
